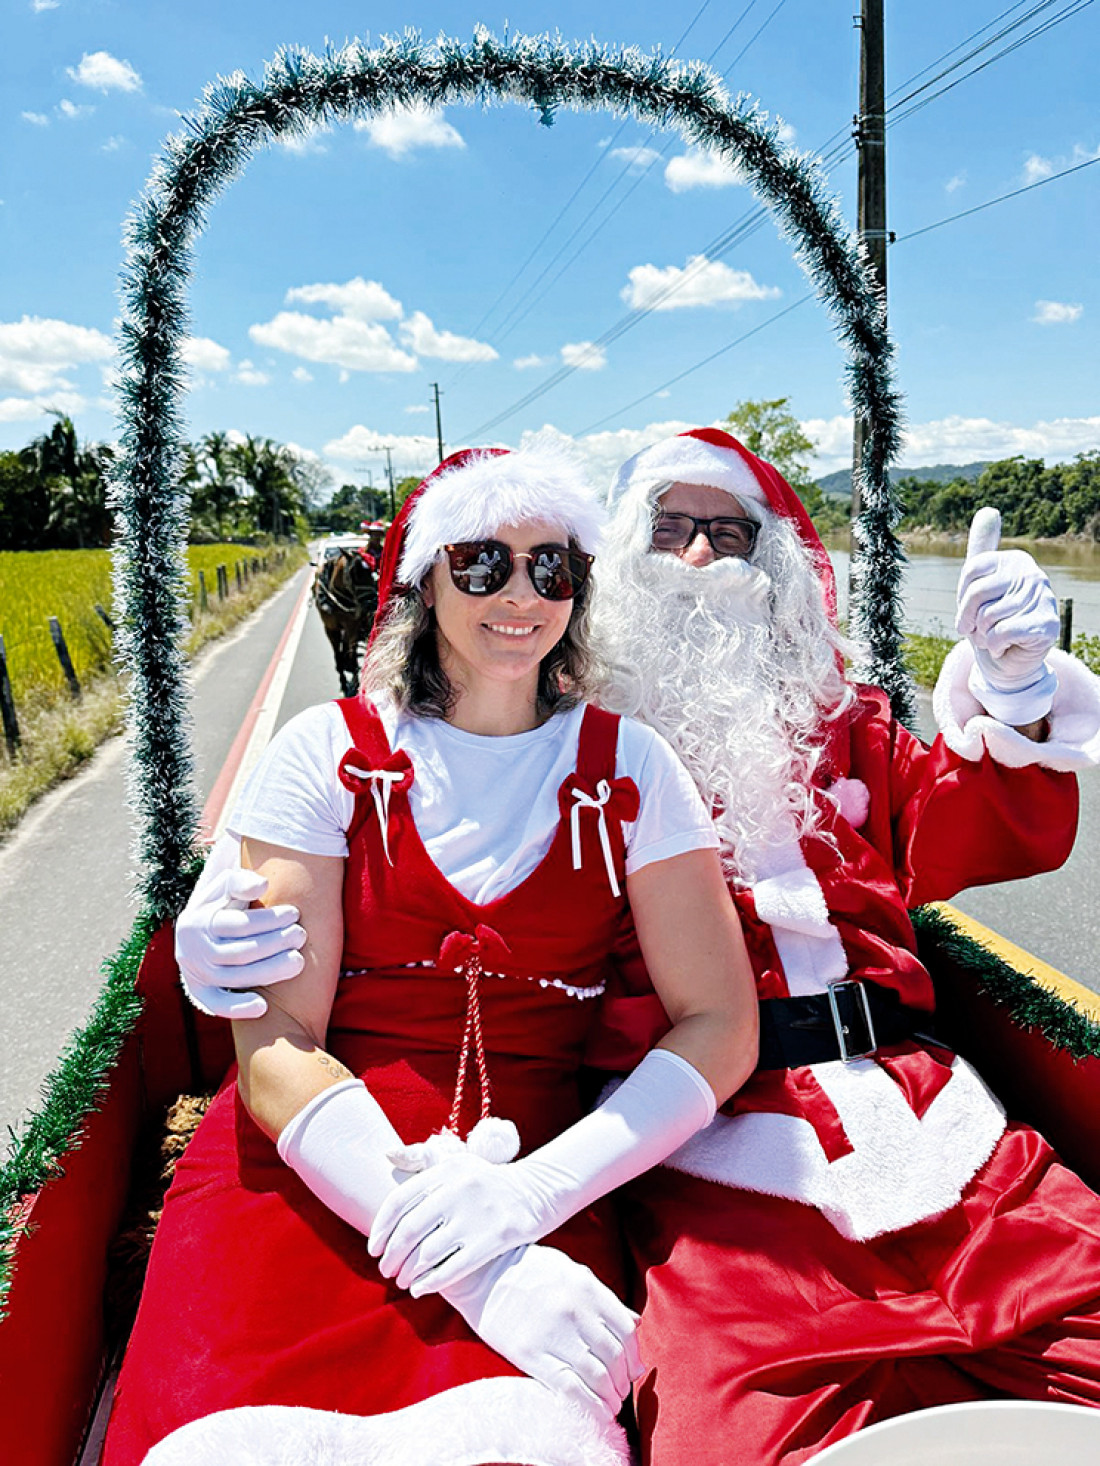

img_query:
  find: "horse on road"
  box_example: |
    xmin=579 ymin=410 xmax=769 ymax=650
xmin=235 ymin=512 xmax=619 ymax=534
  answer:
xmin=312 ymin=543 xmax=379 ymax=696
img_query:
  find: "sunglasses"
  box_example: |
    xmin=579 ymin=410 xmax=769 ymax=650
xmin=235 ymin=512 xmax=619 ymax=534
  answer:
xmin=442 ymin=539 xmax=594 ymax=601
xmin=652 ymin=511 xmax=759 ymax=559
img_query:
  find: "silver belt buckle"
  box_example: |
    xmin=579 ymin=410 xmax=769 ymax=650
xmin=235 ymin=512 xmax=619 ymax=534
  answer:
xmin=826 ymin=979 xmax=877 ymax=1063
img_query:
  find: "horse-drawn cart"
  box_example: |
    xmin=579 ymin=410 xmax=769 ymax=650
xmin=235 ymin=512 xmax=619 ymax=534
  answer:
xmin=2 ymin=31 xmax=1099 ymax=1466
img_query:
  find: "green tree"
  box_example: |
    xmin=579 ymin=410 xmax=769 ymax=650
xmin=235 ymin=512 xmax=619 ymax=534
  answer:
xmin=228 ymin=435 xmax=312 ymax=539
xmin=20 ymin=414 xmax=114 ymax=548
xmin=0 ymin=450 xmax=50 ymax=548
xmin=186 ymin=430 xmax=241 ymax=540
xmin=723 ymin=397 xmax=848 ymax=532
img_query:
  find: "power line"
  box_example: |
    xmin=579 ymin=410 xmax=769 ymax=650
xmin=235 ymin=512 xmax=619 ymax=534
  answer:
xmin=892 ymin=149 xmax=1100 ymax=243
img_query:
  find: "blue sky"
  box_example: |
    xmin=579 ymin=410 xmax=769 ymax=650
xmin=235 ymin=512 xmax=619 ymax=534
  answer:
xmin=2 ymin=0 xmax=1098 ymax=494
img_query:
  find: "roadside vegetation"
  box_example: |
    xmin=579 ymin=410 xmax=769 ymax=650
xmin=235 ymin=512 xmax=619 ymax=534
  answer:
xmin=904 ymin=629 xmax=1100 ymax=691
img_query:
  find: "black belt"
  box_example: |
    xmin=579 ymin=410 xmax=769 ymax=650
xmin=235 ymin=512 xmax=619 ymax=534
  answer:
xmin=757 ymin=981 xmax=932 ymax=1070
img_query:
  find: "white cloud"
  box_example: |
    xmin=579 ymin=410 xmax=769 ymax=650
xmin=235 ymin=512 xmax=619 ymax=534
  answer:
xmin=1022 ymin=153 xmax=1055 ymax=184
xmin=1032 ymin=300 xmax=1083 ymax=325
xmin=776 ymin=120 xmax=797 ymax=146
xmin=398 ymin=310 xmax=497 ymax=363
xmin=181 ymin=336 xmax=232 ymax=372
xmin=101 ymin=135 xmax=127 ymax=153
xmin=68 ymin=51 xmax=142 ymax=93
xmin=22 ymin=111 xmax=49 ymax=126
xmin=517 ymin=420 xmax=696 ymax=490
xmin=804 ymin=411 xmax=1100 ymax=475
xmin=621 ymin=256 xmax=780 ymax=311
xmin=286 ymin=277 xmax=403 ymax=322
xmin=609 ymin=145 xmax=661 ymax=172
xmin=0 ymin=315 xmax=113 ymax=395
xmin=945 ymin=172 xmax=966 ymax=194
xmin=235 ymin=360 xmax=270 ymax=387
xmin=514 ymin=354 xmax=549 ymax=370
xmin=405 ymin=403 xmax=429 ymax=414
xmin=323 ymin=424 xmax=436 ymax=468
xmin=0 ymin=391 xmax=86 ymax=422
xmin=278 ymin=123 xmax=331 ymax=156
xmin=57 ymin=99 xmax=93 ymax=120
xmin=249 ymin=311 xmax=417 ymax=373
xmin=292 ymin=366 xmax=314 ymax=383
xmin=354 ymin=104 xmax=465 ymax=160
xmin=665 ymin=148 xmax=746 ymax=193
xmin=32 ymin=0 xmax=61 ymax=10
xmin=561 ymin=341 xmax=607 ymax=371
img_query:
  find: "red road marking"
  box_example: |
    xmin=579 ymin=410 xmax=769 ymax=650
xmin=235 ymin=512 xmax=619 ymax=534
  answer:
xmin=199 ymin=570 xmax=314 ymax=841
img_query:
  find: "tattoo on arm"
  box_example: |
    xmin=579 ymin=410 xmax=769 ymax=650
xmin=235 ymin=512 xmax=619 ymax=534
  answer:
xmin=316 ymin=1053 xmax=353 ymax=1081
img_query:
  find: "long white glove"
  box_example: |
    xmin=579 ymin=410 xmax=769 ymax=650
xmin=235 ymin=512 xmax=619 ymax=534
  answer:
xmin=955 ymin=506 xmax=1059 ymax=726
xmin=176 ymin=834 xmax=305 ymax=1019
xmin=278 ymin=1079 xmax=641 ymax=1419
xmin=368 ymin=1047 xmax=716 ymax=1295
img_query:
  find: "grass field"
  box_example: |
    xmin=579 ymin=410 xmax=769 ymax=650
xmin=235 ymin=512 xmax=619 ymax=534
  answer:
xmin=0 ymin=544 xmax=305 ymax=834
xmin=0 ymin=545 xmax=278 ymax=703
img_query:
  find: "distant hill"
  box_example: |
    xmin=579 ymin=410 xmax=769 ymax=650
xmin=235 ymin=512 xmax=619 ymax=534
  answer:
xmin=816 ymin=461 xmax=993 ymax=501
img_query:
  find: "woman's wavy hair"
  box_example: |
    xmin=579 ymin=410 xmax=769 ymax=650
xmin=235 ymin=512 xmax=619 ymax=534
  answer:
xmin=361 ymin=544 xmax=600 ymax=720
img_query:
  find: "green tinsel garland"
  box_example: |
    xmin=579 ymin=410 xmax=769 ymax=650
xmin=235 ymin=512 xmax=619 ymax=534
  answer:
xmin=1 ymin=27 xmax=919 ymax=1325
xmin=0 ymin=908 xmax=153 ymax=1319
xmin=112 ymin=28 xmax=911 ymax=923
xmin=912 ymin=905 xmax=1100 ymax=1059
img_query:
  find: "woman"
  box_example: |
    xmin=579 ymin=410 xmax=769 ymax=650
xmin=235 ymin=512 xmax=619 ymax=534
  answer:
xmin=108 ymin=444 xmax=758 ymax=1466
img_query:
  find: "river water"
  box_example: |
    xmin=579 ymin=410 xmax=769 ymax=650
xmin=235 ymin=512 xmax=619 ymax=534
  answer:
xmin=828 ymin=540 xmax=1100 ymax=641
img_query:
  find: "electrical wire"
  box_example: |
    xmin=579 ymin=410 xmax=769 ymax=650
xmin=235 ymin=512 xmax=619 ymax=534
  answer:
xmin=892 ymin=149 xmax=1100 ymax=243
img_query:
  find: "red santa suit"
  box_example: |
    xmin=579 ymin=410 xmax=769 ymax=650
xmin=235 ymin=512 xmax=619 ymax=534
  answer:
xmin=594 ymin=428 xmax=1100 ymax=1465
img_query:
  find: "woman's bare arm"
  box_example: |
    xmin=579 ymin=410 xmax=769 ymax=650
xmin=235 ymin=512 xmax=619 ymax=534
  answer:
xmin=627 ymin=847 xmax=759 ymax=1107
xmin=231 ymin=837 xmax=348 ymax=1139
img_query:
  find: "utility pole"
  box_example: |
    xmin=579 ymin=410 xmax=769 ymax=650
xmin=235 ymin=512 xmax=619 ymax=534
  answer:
xmin=430 ymin=382 xmax=445 ymax=465
xmin=850 ymin=0 xmax=888 ymax=576
xmin=384 ymin=446 xmax=396 ymax=520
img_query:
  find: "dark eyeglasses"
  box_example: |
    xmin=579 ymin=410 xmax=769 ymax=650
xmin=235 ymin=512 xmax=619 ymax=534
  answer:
xmin=443 ymin=540 xmax=593 ymax=600
xmin=651 ymin=512 xmax=759 ymax=559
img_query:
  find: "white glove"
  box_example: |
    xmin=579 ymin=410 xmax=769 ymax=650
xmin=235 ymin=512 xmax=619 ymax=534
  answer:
xmin=278 ymin=1079 xmax=640 ymax=1420
xmin=369 ymin=1047 xmax=715 ymax=1294
xmin=176 ymin=835 xmax=305 ymax=1020
xmin=955 ymin=506 xmax=1059 ymax=725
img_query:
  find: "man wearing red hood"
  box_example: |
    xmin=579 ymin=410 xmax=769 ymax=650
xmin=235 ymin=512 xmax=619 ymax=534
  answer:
xmin=178 ymin=428 xmax=1100 ymax=1463
xmin=588 ymin=427 xmax=1100 ymax=1463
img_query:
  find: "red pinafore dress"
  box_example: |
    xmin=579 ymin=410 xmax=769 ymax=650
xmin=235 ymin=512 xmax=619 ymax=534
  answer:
xmin=103 ymin=698 xmax=640 ymax=1464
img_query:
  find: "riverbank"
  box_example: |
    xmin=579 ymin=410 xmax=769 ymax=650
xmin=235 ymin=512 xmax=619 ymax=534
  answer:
xmin=0 ymin=547 xmax=307 ymax=838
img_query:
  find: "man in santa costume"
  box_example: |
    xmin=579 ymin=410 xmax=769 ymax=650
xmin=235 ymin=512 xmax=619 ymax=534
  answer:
xmin=587 ymin=426 xmax=1100 ymax=1464
xmin=179 ymin=427 xmax=1100 ymax=1463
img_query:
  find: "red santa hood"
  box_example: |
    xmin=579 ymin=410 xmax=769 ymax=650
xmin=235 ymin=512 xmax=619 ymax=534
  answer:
xmin=606 ymin=426 xmax=852 ymax=779
xmin=370 ymin=442 xmax=604 ymax=644
xmin=606 ymin=426 xmax=838 ymax=624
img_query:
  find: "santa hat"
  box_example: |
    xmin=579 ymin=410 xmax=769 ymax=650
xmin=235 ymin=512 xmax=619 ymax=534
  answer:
xmin=607 ymin=426 xmax=837 ymax=624
xmin=370 ymin=443 xmax=604 ymax=644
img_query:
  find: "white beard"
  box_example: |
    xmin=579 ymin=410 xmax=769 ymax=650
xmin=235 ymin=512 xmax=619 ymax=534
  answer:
xmin=592 ymin=525 xmax=853 ymax=885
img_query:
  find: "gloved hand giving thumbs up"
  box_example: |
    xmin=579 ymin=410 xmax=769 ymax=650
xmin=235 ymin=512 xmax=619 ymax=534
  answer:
xmin=955 ymin=506 xmax=1059 ymax=726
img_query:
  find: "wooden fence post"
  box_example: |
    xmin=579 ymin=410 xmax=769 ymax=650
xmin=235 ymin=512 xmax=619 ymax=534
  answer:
xmin=94 ymin=603 xmax=114 ymax=633
xmin=48 ymin=617 xmax=81 ymax=699
xmin=0 ymin=634 xmax=21 ymax=759
xmin=217 ymin=564 xmax=228 ymax=601
xmin=198 ymin=570 xmax=209 ymax=612
xmin=235 ymin=561 xmax=243 ymax=593
xmin=1059 ymin=598 xmax=1074 ymax=652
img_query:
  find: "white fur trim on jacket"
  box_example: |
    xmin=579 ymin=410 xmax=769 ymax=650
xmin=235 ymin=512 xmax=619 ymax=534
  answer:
xmin=749 ymin=842 xmax=850 ymax=997
xmin=659 ymin=1053 xmax=1007 ymax=1241
xmin=399 ymin=443 xmax=605 ymax=589
xmin=142 ymin=1378 xmax=630 ymax=1466
xmin=606 ymin=434 xmax=768 ymax=516
xmin=934 ymin=642 xmax=1100 ymax=771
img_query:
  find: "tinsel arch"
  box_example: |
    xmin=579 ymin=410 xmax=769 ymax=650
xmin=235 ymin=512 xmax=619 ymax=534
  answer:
xmin=111 ymin=28 xmax=911 ymax=918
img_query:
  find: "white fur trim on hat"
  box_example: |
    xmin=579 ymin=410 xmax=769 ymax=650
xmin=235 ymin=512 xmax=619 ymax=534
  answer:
xmin=142 ymin=1378 xmax=631 ymax=1466
xmin=934 ymin=641 xmax=1100 ymax=770
xmin=399 ymin=443 xmax=605 ymax=588
xmin=606 ymin=433 xmax=768 ymax=519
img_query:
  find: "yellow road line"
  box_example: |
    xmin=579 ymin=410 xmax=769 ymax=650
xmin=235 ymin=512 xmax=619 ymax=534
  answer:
xmin=932 ymin=901 xmax=1100 ymax=1022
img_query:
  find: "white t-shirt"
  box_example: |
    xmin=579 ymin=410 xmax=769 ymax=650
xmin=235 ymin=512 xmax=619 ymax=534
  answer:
xmin=229 ymin=695 xmax=717 ymax=906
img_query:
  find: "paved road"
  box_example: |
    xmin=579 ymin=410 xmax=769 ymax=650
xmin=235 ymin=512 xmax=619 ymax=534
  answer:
xmin=0 ymin=566 xmax=343 ymax=1152
xmin=2 ymin=576 xmax=1097 ymax=1152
